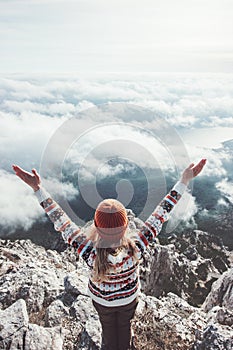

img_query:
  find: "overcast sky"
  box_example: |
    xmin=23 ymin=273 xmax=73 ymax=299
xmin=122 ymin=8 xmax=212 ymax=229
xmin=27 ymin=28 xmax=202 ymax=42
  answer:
xmin=1 ymin=0 xmax=233 ymax=73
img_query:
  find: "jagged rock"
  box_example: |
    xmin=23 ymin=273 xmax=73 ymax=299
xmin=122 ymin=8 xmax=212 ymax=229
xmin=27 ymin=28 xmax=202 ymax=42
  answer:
xmin=207 ymin=306 xmax=233 ymax=326
xmin=45 ymin=299 xmax=69 ymax=327
xmin=0 ymin=225 xmax=232 ymax=350
xmin=132 ymin=292 xmax=206 ymax=349
xmin=192 ymin=324 xmax=233 ymax=350
xmin=0 ymin=299 xmax=28 ymax=350
xmin=0 ymin=299 xmax=65 ymax=350
xmin=142 ymin=230 xmax=231 ymax=306
xmin=141 ymin=243 xmax=204 ymax=304
xmin=70 ymin=295 xmax=102 ymax=349
xmin=183 ymin=245 xmax=198 ymax=260
xmin=0 ymin=240 xmax=75 ymax=313
xmin=71 ymin=295 xmax=93 ymax=323
xmin=24 ymin=324 xmax=64 ymax=350
xmin=133 ymin=293 xmax=233 ymax=350
xmin=0 ymin=264 xmax=64 ymax=312
xmin=64 ymin=269 xmax=89 ymax=298
xmin=202 ymin=268 xmax=233 ymax=312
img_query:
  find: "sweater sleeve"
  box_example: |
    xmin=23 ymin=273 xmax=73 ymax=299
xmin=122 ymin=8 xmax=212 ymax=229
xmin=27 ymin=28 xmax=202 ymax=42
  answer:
xmin=34 ymin=187 xmax=94 ymax=261
xmin=135 ymin=181 xmax=187 ymax=253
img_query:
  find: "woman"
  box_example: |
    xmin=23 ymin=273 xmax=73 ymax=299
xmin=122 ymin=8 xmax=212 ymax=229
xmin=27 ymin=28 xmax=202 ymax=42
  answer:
xmin=12 ymin=159 xmax=206 ymax=350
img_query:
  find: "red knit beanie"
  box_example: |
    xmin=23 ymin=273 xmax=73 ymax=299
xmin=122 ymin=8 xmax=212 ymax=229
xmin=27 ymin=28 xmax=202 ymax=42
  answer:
xmin=94 ymin=198 xmax=128 ymax=242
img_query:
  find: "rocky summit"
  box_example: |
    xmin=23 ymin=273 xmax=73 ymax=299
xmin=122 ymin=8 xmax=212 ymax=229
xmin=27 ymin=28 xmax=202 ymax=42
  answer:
xmin=0 ymin=219 xmax=232 ymax=349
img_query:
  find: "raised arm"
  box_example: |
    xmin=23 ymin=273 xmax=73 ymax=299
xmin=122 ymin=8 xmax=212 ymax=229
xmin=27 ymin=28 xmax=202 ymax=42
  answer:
xmin=12 ymin=165 xmax=93 ymax=260
xmin=135 ymin=159 xmax=207 ymax=251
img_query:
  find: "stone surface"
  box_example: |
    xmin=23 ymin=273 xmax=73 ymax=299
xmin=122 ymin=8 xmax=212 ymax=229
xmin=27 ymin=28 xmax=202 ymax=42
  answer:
xmin=25 ymin=324 xmax=64 ymax=350
xmin=64 ymin=270 xmax=89 ymax=297
xmin=0 ymin=223 xmax=232 ymax=350
xmin=202 ymin=268 xmax=233 ymax=312
xmin=192 ymin=325 xmax=233 ymax=350
xmin=45 ymin=299 xmax=69 ymax=327
xmin=70 ymin=295 xmax=102 ymax=349
xmin=0 ymin=299 xmax=28 ymax=350
xmin=141 ymin=230 xmax=231 ymax=307
xmin=0 ymin=240 xmax=73 ymax=313
xmin=207 ymin=306 xmax=233 ymax=326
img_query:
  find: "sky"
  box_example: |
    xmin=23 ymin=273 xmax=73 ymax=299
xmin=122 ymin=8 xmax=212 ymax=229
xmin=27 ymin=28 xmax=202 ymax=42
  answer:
xmin=0 ymin=0 xmax=233 ymax=73
xmin=0 ymin=0 xmax=232 ymax=234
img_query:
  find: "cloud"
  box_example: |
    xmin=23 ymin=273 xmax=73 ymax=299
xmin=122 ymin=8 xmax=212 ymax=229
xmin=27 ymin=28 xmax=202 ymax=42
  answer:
xmin=0 ymin=74 xmax=233 ymax=233
xmin=184 ymin=144 xmax=228 ymax=178
xmin=0 ymin=169 xmax=79 ymax=233
xmin=0 ymin=110 xmax=67 ymax=171
xmin=1 ymin=74 xmax=233 ymax=128
xmin=43 ymin=177 xmax=79 ymax=200
xmin=0 ymin=170 xmax=43 ymax=232
xmin=0 ymin=78 xmax=54 ymax=101
xmin=217 ymin=198 xmax=228 ymax=207
xmin=216 ymin=179 xmax=233 ymax=204
xmin=166 ymin=191 xmax=199 ymax=233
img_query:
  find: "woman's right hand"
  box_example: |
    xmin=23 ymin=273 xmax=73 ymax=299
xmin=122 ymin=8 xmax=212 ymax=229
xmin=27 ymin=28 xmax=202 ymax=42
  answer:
xmin=12 ymin=165 xmax=41 ymax=192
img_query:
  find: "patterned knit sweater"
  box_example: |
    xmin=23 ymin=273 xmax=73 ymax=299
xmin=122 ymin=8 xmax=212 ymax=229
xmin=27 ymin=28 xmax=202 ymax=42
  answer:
xmin=35 ymin=181 xmax=186 ymax=307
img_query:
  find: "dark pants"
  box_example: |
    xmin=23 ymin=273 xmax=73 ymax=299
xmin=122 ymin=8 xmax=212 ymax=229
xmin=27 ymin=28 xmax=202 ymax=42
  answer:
xmin=92 ymin=298 xmax=138 ymax=350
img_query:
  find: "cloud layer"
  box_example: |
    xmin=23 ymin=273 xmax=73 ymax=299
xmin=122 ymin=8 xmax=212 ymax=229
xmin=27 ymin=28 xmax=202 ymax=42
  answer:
xmin=0 ymin=73 xmax=232 ymax=232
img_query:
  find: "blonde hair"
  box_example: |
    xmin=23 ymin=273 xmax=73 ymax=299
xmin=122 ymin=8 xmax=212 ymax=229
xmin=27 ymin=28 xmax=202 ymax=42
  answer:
xmin=87 ymin=225 xmax=140 ymax=282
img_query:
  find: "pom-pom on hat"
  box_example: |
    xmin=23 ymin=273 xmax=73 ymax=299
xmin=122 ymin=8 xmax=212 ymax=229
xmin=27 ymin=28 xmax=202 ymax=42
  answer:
xmin=94 ymin=198 xmax=128 ymax=242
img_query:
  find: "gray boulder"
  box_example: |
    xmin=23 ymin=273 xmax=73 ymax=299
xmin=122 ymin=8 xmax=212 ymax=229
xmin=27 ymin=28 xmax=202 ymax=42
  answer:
xmin=70 ymin=294 xmax=102 ymax=348
xmin=192 ymin=325 xmax=233 ymax=350
xmin=202 ymin=268 xmax=233 ymax=312
xmin=141 ymin=230 xmax=231 ymax=306
xmin=24 ymin=324 xmax=64 ymax=350
xmin=0 ymin=299 xmax=28 ymax=350
xmin=207 ymin=306 xmax=233 ymax=326
xmin=45 ymin=299 xmax=69 ymax=327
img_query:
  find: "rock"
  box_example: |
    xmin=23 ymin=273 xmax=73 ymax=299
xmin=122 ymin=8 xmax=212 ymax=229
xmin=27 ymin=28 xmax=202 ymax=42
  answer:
xmin=45 ymin=299 xmax=69 ymax=327
xmin=85 ymin=316 xmax=102 ymax=348
xmin=183 ymin=245 xmax=198 ymax=260
xmin=0 ymin=225 xmax=232 ymax=350
xmin=133 ymin=293 xmax=233 ymax=350
xmin=0 ymin=240 xmax=74 ymax=313
xmin=207 ymin=306 xmax=233 ymax=326
xmin=192 ymin=324 xmax=233 ymax=350
xmin=0 ymin=265 xmax=64 ymax=312
xmin=132 ymin=292 xmax=204 ymax=349
xmin=64 ymin=269 xmax=89 ymax=298
xmin=25 ymin=324 xmax=64 ymax=350
xmin=0 ymin=298 xmax=65 ymax=350
xmin=0 ymin=299 xmax=28 ymax=350
xmin=71 ymin=295 xmax=102 ymax=348
xmin=71 ymin=295 xmax=93 ymax=323
xmin=202 ymin=268 xmax=233 ymax=312
xmin=141 ymin=230 xmax=231 ymax=306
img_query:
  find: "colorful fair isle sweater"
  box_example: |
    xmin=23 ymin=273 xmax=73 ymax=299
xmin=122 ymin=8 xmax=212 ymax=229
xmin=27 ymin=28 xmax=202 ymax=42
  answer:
xmin=35 ymin=181 xmax=186 ymax=307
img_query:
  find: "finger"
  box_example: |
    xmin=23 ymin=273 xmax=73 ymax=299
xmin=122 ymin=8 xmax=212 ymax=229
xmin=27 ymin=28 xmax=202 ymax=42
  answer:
xmin=12 ymin=165 xmax=24 ymax=177
xmin=12 ymin=164 xmax=26 ymax=174
xmin=12 ymin=164 xmax=31 ymax=179
xmin=12 ymin=164 xmax=20 ymax=173
xmin=193 ymin=159 xmax=206 ymax=176
xmin=188 ymin=163 xmax=195 ymax=169
xmin=32 ymin=169 xmax=40 ymax=181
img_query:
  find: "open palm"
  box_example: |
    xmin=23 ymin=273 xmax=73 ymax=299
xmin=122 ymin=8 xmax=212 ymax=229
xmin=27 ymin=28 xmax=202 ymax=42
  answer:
xmin=12 ymin=165 xmax=41 ymax=191
xmin=181 ymin=159 xmax=207 ymax=185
